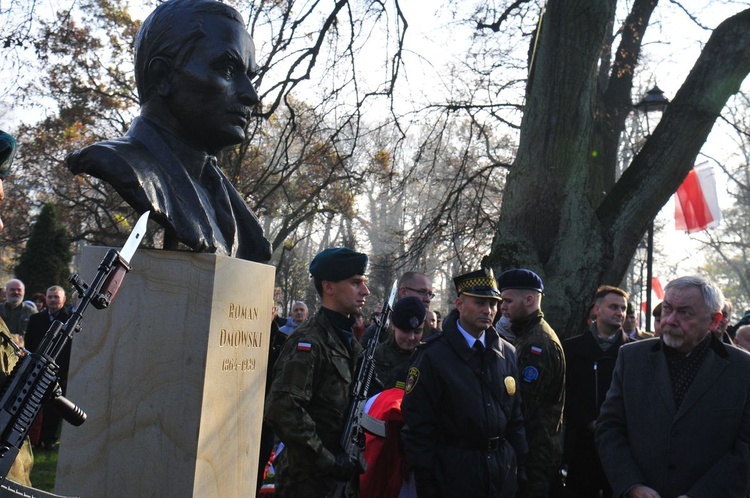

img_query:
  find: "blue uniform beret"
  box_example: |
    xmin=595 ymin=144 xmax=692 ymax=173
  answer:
xmin=496 ymin=268 xmax=544 ymax=293
xmin=309 ymin=247 xmax=368 ymax=281
xmin=392 ymin=296 xmax=426 ymax=331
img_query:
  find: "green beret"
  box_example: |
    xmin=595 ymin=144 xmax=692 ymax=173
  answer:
xmin=309 ymin=247 xmax=368 ymax=281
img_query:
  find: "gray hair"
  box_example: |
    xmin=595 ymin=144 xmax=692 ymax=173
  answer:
xmin=291 ymin=301 xmax=308 ymax=312
xmin=4 ymin=279 xmax=23 ymax=291
xmin=664 ymin=276 xmax=724 ymax=315
xmin=47 ymin=285 xmax=66 ymax=297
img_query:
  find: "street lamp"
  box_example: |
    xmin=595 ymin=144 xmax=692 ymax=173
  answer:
xmin=634 ymin=85 xmax=669 ymax=331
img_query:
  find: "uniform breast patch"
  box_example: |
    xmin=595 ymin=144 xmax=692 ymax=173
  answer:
xmin=405 ymin=367 xmax=420 ymax=393
xmin=522 ymin=365 xmax=539 ymax=382
xmin=504 ymin=376 xmax=516 ymax=395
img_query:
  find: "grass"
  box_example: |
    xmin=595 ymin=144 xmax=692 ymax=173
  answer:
xmin=30 ymin=447 xmax=58 ymax=492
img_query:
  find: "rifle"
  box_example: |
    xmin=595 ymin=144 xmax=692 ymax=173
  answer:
xmin=0 ymin=211 xmax=149 ymax=484
xmin=331 ymin=280 xmax=398 ymax=497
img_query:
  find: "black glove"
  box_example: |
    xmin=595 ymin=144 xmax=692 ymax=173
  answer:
xmin=331 ymin=452 xmax=360 ymax=480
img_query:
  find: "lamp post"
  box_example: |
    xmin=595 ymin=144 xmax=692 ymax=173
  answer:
xmin=634 ymin=85 xmax=669 ymax=331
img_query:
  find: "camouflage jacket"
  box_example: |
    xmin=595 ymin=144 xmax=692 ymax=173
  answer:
xmin=511 ymin=310 xmax=565 ymax=472
xmin=0 ymin=318 xmax=33 ymax=485
xmin=264 ymin=307 xmax=362 ymax=495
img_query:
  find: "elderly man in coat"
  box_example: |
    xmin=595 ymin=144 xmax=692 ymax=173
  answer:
xmin=595 ymin=276 xmax=750 ymax=498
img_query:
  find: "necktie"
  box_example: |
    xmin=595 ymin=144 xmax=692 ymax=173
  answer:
xmin=473 ymin=339 xmax=484 ymax=352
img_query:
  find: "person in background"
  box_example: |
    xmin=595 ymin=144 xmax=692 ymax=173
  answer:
xmin=0 ymin=279 xmax=37 ymax=337
xmin=562 ymin=285 xmax=631 ymax=498
xmin=714 ymin=299 xmax=733 ymax=344
xmin=360 ymin=271 xmax=435 ymax=345
xmin=652 ymin=301 xmax=663 ymax=336
xmin=425 ymin=310 xmax=439 ymax=332
xmin=373 ymin=296 xmax=426 ymax=392
xmin=734 ymin=324 xmax=750 ymax=351
xmin=30 ymin=293 xmax=46 ymax=312
xmin=278 ymin=301 xmax=309 ymax=336
xmin=623 ymin=301 xmax=653 ymax=340
xmin=25 ymin=285 xmax=71 ymax=451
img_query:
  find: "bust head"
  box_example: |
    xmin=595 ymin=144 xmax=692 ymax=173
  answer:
xmin=135 ymin=0 xmax=259 ymax=154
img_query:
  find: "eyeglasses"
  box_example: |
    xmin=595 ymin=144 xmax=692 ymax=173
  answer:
xmin=404 ymin=287 xmax=435 ymax=299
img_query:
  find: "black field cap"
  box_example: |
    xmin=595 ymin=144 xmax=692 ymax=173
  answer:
xmin=392 ymin=296 xmax=426 ymax=330
xmin=309 ymin=247 xmax=368 ymax=281
xmin=453 ymin=268 xmax=501 ymax=300
xmin=496 ymin=268 xmax=544 ymax=293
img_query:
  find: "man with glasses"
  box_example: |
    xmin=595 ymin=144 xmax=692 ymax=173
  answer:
xmin=596 ymin=276 xmax=750 ymax=497
xmin=360 ymin=271 xmax=436 ymax=345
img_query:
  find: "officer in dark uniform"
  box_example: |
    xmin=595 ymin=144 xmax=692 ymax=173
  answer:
xmin=401 ymin=268 xmax=527 ymax=498
xmin=264 ymin=247 xmax=370 ymax=497
xmin=497 ymin=268 xmax=565 ymax=498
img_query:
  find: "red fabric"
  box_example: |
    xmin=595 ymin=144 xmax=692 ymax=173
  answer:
xmin=652 ymin=277 xmax=664 ymax=300
xmin=359 ymin=388 xmax=407 ymax=498
xmin=675 ymin=168 xmax=714 ymax=232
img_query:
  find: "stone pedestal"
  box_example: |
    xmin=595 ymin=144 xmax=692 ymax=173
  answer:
xmin=55 ymin=248 xmax=275 ymax=497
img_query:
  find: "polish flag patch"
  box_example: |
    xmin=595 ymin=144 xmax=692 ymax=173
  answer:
xmin=530 ymin=346 xmax=543 ymax=355
xmin=297 ymin=342 xmax=312 ymax=352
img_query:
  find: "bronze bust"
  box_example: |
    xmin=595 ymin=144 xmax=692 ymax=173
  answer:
xmin=67 ymin=0 xmax=272 ymax=262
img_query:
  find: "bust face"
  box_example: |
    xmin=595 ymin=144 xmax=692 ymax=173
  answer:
xmin=163 ymin=15 xmax=259 ymax=154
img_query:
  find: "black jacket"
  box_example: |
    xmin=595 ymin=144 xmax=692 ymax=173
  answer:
xmin=402 ymin=309 xmax=527 ymax=498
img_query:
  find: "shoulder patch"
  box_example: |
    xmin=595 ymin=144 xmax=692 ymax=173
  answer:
xmin=530 ymin=345 xmax=543 ymax=355
xmin=522 ymin=365 xmax=539 ymax=382
xmin=297 ymin=341 xmax=312 ymax=352
xmin=405 ymin=367 xmax=420 ymax=393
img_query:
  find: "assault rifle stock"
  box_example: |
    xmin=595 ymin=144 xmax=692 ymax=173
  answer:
xmin=0 ymin=212 xmax=148 ymax=484
xmin=331 ymin=281 xmax=398 ymax=497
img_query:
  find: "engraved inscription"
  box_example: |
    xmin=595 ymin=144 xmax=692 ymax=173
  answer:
xmin=221 ymin=357 xmax=256 ymax=372
xmin=228 ymin=303 xmax=259 ymax=320
xmin=220 ymin=328 xmax=263 ymax=348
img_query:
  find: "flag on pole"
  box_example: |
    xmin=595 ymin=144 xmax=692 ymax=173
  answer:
xmin=674 ymin=163 xmax=721 ymax=232
xmin=652 ymin=277 xmax=664 ymax=300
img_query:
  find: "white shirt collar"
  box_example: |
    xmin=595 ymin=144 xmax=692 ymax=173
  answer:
xmin=456 ymin=320 xmax=485 ymax=348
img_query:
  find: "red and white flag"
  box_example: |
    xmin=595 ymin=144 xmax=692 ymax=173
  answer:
xmin=674 ymin=163 xmax=721 ymax=233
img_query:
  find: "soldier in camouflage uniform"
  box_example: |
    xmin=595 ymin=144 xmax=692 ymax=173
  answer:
xmin=0 ymin=130 xmax=34 ymax=486
xmin=264 ymin=247 xmax=370 ymax=497
xmin=498 ymin=269 xmax=565 ymax=498
xmin=372 ymin=296 xmax=426 ymax=391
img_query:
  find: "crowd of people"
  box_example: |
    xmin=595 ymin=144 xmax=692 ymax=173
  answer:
xmin=0 ymin=278 xmax=77 ymax=454
xmin=261 ymin=247 xmax=750 ymax=498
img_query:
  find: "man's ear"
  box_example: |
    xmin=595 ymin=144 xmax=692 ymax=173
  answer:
xmin=148 ymin=57 xmax=173 ymax=97
xmin=708 ymin=311 xmax=723 ymax=331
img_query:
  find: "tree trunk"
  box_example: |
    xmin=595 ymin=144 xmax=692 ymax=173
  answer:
xmin=487 ymin=2 xmax=750 ymax=338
